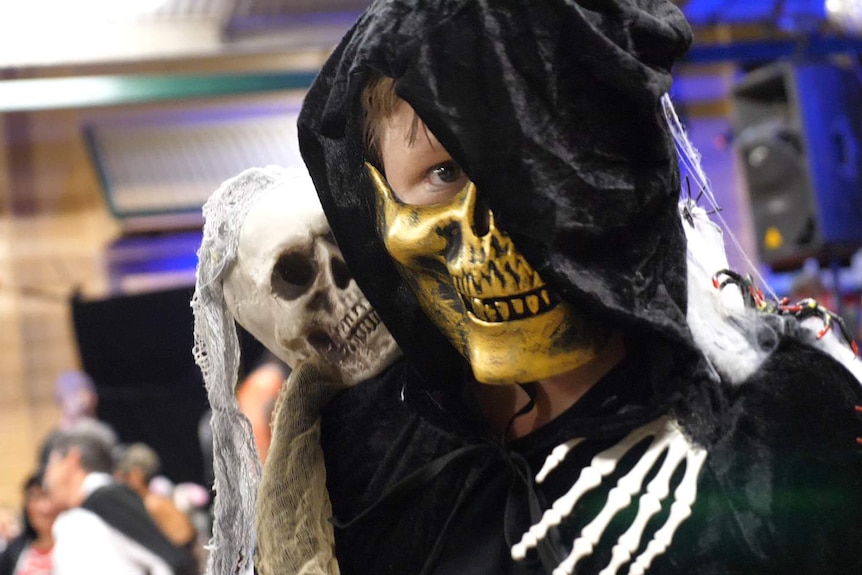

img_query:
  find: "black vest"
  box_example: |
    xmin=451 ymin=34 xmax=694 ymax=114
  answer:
xmin=81 ymin=484 xmax=197 ymax=575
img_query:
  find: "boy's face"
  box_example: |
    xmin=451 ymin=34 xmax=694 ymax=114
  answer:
xmin=372 ymin=100 xmax=608 ymax=384
xmin=379 ymin=99 xmax=470 ymax=207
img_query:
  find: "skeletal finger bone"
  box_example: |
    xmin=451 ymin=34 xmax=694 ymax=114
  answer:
xmin=512 ymin=417 xmax=707 ymax=575
xmin=512 ymin=418 xmax=669 ymax=560
xmin=624 ymin=447 xmax=706 ymax=575
xmin=536 ymin=438 xmax=585 ymax=483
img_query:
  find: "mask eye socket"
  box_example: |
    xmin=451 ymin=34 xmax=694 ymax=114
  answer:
xmin=272 ymin=250 xmax=316 ymax=300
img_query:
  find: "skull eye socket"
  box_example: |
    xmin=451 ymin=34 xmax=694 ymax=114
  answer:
xmin=331 ymin=257 xmax=352 ymax=289
xmin=322 ymin=230 xmax=338 ymax=246
xmin=272 ymin=251 xmax=316 ymax=300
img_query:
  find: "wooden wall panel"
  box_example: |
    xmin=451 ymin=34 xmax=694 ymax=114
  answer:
xmin=0 ymin=81 xmax=307 ymax=508
xmin=0 ymin=108 xmax=118 ymax=509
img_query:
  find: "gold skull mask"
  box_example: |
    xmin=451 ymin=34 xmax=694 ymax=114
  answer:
xmin=368 ymin=164 xmax=607 ymax=385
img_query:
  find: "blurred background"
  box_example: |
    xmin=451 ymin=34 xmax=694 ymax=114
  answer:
xmin=1 ymin=0 xmax=862 ymax=555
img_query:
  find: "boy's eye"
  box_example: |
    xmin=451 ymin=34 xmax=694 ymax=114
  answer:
xmin=428 ymin=161 xmax=463 ymax=186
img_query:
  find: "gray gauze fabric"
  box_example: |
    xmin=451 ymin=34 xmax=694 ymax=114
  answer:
xmin=192 ymin=167 xmax=285 ymax=575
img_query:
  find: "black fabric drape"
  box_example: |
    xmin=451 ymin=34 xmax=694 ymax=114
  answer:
xmin=71 ymin=288 xmax=211 ymax=484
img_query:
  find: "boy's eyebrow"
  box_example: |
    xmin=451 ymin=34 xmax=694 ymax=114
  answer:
xmin=406 ymin=114 xmax=437 ymax=151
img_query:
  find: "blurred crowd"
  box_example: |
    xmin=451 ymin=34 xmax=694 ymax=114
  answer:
xmin=0 ymin=425 xmax=211 ymax=574
xmin=0 ymin=372 xmax=212 ymax=575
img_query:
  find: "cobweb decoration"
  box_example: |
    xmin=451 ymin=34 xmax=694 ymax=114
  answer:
xmin=662 ymin=95 xmax=861 ymax=386
xmin=661 ymin=94 xmax=779 ymax=304
xmin=191 ymin=165 xmax=293 ymax=575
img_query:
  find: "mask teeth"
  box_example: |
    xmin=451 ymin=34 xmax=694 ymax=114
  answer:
xmin=461 ymin=288 xmax=557 ymax=322
xmin=453 ymin=256 xmax=544 ymax=299
xmin=534 ymin=271 xmax=544 ymax=289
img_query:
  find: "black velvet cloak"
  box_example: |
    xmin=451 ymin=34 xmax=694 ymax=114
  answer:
xmin=296 ymin=1 xmax=862 ymax=573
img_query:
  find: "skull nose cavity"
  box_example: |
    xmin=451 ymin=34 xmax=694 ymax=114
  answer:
xmin=272 ymin=251 xmax=316 ymax=300
xmin=306 ymin=291 xmax=333 ymax=313
xmin=330 ymin=257 xmax=352 ymax=289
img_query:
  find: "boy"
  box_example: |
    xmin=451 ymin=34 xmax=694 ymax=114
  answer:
xmin=292 ymin=1 xmax=862 ymax=573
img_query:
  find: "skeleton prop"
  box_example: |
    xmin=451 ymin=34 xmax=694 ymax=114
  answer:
xmin=222 ymin=170 xmax=400 ymax=385
xmin=192 ymin=166 xmax=400 ymax=575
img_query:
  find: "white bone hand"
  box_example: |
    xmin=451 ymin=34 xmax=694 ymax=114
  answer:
xmin=512 ymin=417 xmax=707 ymax=575
xmin=255 ymin=357 xmax=347 ymax=575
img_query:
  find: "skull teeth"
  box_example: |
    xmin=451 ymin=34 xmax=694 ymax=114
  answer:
xmin=461 ymin=288 xmax=558 ymax=322
xmin=336 ymin=300 xmax=382 ymax=343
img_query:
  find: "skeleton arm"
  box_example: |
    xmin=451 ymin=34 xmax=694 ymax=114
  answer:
xmin=255 ymin=357 xmax=346 ymax=575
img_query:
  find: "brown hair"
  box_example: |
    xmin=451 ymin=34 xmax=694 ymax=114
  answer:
xmin=360 ymin=72 xmax=425 ymax=167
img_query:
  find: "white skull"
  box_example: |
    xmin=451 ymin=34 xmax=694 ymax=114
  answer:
xmin=222 ymin=169 xmax=401 ymax=385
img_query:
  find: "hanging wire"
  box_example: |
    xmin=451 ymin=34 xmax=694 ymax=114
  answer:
xmin=661 ymin=93 xmax=781 ymax=303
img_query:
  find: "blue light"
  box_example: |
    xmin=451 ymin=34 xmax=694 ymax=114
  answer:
xmin=682 ymin=0 xmax=826 ymax=26
xmin=107 ymin=231 xmax=202 ymax=277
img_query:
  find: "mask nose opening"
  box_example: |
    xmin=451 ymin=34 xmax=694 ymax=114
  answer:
xmin=473 ymin=196 xmax=492 ymax=237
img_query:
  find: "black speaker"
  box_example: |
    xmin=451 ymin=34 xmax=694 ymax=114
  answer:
xmin=732 ymin=61 xmax=862 ymax=270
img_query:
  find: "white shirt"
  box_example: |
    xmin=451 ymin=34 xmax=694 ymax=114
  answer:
xmin=51 ymin=473 xmax=173 ymax=575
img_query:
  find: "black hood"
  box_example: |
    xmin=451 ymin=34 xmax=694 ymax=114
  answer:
xmin=298 ymin=0 xmax=694 ymax=391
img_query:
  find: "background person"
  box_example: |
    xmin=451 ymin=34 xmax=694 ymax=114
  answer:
xmin=43 ymin=421 xmax=195 ymax=575
xmin=0 ymin=472 xmax=57 ymax=575
xmin=113 ymin=443 xmax=198 ymax=551
xmin=0 ymin=508 xmax=21 ymax=556
xmin=236 ymin=361 xmax=288 ymax=465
